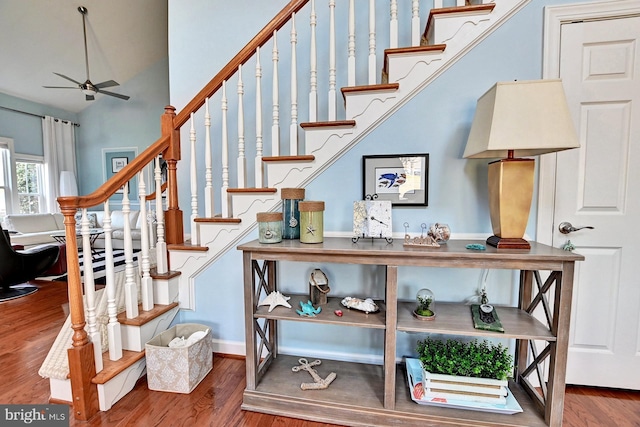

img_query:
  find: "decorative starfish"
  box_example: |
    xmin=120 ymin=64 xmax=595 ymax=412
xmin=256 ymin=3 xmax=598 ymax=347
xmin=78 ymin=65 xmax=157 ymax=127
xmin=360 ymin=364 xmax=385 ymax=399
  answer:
xmin=306 ymin=225 xmax=316 ymax=235
xmin=258 ymin=291 xmax=292 ymax=312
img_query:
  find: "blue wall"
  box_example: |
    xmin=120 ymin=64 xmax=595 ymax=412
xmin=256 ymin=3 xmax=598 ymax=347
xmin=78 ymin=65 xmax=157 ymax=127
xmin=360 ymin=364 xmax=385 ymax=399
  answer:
xmin=0 ymin=92 xmax=78 ymax=156
xmin=169 ymin=0 xmax=578 ymax=359
xmin=76 ymin=57 xmax=170 ymax=204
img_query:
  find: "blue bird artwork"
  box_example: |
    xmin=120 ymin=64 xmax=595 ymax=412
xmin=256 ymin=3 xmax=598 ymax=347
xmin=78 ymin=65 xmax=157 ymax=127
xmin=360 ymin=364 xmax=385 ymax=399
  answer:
xmin=378 ymin=172 xmax=406 ymax=188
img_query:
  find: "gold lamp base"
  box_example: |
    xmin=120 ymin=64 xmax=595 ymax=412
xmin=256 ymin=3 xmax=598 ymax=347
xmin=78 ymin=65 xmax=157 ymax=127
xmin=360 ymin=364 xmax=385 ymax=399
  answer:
xmin=486 ymin=158 xmax=534 ymax=250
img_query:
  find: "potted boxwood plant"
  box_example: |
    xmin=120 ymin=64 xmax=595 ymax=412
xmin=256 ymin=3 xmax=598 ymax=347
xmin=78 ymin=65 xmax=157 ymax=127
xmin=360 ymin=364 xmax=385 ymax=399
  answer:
xmin=416 ymin=337 xmax=514 ymax=404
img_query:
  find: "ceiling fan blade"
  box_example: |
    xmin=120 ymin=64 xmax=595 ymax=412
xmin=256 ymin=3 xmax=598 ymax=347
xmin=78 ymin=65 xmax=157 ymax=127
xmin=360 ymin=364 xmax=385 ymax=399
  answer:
xmin=53 ymin=72 xmax=82 ymax=85
xmin=43 ymin=86 xmax=79 ymax=89
xmin=94 ymin=80 xmax=120 ymax=89
xmin=85 ymin=94 xmax=95 ymax=101
xmin=97 ymin=89 xmax=130 ymax=101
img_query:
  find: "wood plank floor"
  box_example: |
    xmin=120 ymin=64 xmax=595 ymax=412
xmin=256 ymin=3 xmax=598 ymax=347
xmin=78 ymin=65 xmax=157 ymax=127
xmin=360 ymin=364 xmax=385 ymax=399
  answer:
xmin=1 ymin=280 xmax=639 ymax=426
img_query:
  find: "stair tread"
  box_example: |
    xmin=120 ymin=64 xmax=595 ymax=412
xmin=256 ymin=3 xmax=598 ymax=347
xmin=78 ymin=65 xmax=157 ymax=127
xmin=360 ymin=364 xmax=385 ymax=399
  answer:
xmin=262 ymin=155 xmax=315 ymax=162
xmin=341 ymin=83 xmax=399 ymax=101
xmin=383 ymin=45 xmax=447 ymax=75
xmin=117 ymin=302 xmax=179 ymax=327
xmin=424 ymin=4 xmax=496 ymax=43
xmin=167 ymin=242 xmax=209 ymax=252
xmin=300 ymin=120 xmax=356 ymax=129
xmin=150 ymin=268 xmax=182 ymax=280
xmin=227 ymin=187 xmax=278 ymax=193
xmin=92 ymin=350 xmax=146 ymax=385
xmin=194 ymin=217 xmax=242 ymax=224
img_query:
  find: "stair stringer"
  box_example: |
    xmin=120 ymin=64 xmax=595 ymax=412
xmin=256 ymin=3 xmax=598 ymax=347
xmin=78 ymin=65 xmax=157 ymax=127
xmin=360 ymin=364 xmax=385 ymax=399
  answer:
xmin=169 ymin=0 xmax=531 ymax=311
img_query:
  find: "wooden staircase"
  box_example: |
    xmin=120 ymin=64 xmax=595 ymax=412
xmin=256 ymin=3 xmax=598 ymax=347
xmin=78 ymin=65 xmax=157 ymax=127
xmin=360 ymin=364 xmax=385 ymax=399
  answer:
xmin=47 ymin=0 xmax=531 ymax=421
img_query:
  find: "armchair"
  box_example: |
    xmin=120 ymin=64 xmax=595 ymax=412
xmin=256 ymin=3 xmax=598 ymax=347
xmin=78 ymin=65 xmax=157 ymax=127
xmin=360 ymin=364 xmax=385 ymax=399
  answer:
xmin=0 ymin=224 xmax=60 ymax=302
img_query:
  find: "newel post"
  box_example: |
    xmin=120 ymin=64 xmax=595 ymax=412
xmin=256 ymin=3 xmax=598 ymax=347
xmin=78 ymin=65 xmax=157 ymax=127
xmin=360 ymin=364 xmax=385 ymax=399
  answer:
xmin=161 ymin=105 xmax=184 ymax=244
xmin=59 ymin=200 xmax=99 ymax=420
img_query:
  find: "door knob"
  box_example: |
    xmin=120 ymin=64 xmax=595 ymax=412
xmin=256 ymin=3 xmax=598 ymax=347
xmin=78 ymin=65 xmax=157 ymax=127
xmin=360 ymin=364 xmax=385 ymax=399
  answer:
xmin=558 ymin=222 xmax=594 ymax=234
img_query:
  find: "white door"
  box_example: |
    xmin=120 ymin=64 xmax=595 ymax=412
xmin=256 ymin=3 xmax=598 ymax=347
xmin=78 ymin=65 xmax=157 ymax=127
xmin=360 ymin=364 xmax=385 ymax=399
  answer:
xmin=553 ymin=16 xmax=640 ymax=389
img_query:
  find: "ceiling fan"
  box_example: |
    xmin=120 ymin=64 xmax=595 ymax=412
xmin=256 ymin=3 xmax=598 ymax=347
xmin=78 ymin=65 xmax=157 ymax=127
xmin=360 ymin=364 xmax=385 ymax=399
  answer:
xmin=43 ymin=6 xmax=130 ymax=101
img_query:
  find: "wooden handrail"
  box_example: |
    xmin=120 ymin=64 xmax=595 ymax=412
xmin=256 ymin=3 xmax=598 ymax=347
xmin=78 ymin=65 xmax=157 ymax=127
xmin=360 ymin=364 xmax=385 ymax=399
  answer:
xmin=57 ymin=134 xmax=170 ymax=211
xmin=145 ymin=181 xmax=168 ymax=201
xmin=174 ymin=0 xmax=310 ymax=129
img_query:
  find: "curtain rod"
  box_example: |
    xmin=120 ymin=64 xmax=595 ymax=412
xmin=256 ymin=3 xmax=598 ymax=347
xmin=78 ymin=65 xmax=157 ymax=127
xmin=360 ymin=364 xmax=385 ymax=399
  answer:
xmin=0 ymin=105 xmax=80 ymax=127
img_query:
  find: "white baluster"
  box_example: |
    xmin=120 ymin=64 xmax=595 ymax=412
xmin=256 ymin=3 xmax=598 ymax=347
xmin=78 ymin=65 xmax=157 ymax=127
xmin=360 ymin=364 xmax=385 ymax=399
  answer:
xmin=309 ymin=0 xmax=318 ymax=122
xmin=368 ymin=0 xmax=376 ymax=85
xmin=138 ymin=171 xmax=153 ymax=311
xmin=122 ymin=184 xmax=138 ymax=319
xmin=457 ymin=0 xmax=465 ymax=7
xmin=81 ymin=208 xmax=103 ymax=372
xmin=221 ymin=81 xmax=231 ymax=217
xmin=237 ymin=65 xmax=246 ymax=188
xmin=255 ymin=47 xmax=264 ymax=188
xmin=103 ymin=200 xmax=123 ymax=360
xmin=154 ymin=156 xmax=168 ymax=274
xmin=146 ymin=201 xmax=155 ymax=250
xmin=204 ymin=97 xmax=214 ymax=217
xmin=348 ymin=0 xmax=356 ymax=86
xmin=412 ymin=0 xmax=420 ymax=46
xmin=289 ymin=13 xmax=298 ymax=155
xmin=189 ymin=113 xmax=199 ymax=245
xmin=271 ymin=30 xmax=280 ymax=157
xmin=434 ymin=0 xmax=443 ymax=8
xmin=389 ymin=0 xmax=398 ymax=48
xmin=328 ymin=0 xmax=337 ymax=120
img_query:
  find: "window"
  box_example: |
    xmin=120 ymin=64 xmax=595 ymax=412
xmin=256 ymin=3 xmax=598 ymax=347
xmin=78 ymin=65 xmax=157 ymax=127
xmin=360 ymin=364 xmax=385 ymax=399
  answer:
xmin=16 ymin=158 xmax=45 ymax=214
xmin=0 ymin=137 xmax=17 ymax=222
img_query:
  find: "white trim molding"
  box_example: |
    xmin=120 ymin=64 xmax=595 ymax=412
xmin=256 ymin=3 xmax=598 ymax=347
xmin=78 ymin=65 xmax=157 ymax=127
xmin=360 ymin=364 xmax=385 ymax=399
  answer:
xmin=537 ymin=0 xmax=640 ymax=246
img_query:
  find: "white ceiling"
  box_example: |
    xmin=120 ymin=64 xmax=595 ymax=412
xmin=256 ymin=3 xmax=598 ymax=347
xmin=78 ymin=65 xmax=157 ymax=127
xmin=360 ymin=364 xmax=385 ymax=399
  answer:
xmin=0 ymin=0 xmax=168 ymax=114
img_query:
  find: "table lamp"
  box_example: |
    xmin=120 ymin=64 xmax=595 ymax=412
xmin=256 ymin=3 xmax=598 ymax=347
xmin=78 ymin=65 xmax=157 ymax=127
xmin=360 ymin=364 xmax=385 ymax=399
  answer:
xmin=463 ymin=79 xmax=579 ymax=249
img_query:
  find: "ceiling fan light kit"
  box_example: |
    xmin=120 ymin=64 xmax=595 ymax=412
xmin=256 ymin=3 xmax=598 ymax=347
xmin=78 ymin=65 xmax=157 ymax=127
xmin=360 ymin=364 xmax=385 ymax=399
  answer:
xmin=42 ymin=6 xmax=130 ymax=102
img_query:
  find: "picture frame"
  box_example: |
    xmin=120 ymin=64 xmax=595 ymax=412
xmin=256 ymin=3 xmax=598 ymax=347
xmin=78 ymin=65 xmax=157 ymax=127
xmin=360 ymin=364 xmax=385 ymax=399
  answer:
xmin=362 ymin=154 xmax=429 ymax=206
xmin=102 ymin=147 xmax=138 ymax=198
xmin=111 ymin=157 xmax=128 ymax=173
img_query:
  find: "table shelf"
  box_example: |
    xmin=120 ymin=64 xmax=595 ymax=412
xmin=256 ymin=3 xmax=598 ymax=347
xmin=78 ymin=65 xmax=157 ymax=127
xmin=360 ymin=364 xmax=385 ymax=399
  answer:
xmin=239 ymin=238 xmax=584 ymax=426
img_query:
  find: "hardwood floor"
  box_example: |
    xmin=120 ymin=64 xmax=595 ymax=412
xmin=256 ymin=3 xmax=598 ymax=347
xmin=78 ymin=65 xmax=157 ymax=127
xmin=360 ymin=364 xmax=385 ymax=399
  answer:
xmin=1 ymin=280 xmax=639 ymax=426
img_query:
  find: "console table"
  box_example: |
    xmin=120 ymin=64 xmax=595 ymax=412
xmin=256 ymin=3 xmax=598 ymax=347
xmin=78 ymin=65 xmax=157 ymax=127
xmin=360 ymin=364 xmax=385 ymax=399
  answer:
xmin=238 ymin=238 xmax=584 ymax=426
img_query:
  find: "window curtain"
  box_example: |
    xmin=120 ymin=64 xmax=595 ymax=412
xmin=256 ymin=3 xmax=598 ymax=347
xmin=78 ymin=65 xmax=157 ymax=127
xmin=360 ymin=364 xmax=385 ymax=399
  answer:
xmin=42 ymin=116 xmax=76 ymax=213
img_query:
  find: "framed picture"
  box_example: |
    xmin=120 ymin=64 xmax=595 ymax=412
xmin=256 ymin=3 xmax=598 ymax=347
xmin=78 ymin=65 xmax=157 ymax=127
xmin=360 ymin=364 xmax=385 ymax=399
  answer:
xmin=362 ymin=154 xmax=429 ymax=206
xmin=111 ymin=157 xmax=128 ymax=173
xmin=102 ymin=147 xmax=138 ymax=198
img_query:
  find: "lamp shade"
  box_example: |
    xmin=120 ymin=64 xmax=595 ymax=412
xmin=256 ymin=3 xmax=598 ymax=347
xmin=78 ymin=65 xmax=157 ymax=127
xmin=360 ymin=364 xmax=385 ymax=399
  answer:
xmin=463 ymin=79 xmax=579 ymax=159
xmin=59 ymin=171 xmax=78 ymax=197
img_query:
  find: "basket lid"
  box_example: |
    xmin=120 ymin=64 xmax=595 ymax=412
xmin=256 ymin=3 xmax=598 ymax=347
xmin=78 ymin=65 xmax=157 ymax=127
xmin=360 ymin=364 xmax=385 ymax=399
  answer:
xmin=299 ymin=201 xmax=325 ymax=211
xmin=281 ymin=188 xmax=305 ymax=199
xmin=256 ymin=212 xmax=283 ymax=222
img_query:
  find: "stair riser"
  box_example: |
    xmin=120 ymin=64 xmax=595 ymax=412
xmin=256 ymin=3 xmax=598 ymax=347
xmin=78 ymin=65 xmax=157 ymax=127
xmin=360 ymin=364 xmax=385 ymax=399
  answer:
xmin=97 ymin=359 xmax=146 ymax=411
xmin=427 ymin=11 xmax=494 ymax=45
xmin=120 ymin=306 xmax=180 ymax=352
xmin=48 ymin=378 xmax=72 ymax=403
xmin=154 ymin=277 xmax=181 ymax=305
xmin=344 ymin=91 xmax=399 ymax=121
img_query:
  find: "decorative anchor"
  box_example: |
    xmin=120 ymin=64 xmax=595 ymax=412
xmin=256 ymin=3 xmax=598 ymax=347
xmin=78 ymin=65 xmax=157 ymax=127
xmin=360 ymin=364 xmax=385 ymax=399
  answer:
xmin=292 ymin=358 xmax=337 ymax=390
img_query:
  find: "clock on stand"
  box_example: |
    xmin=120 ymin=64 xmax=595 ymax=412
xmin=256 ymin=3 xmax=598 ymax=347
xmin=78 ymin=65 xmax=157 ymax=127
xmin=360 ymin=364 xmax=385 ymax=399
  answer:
xmin=352 ymin=194 xmax=393 ymax=244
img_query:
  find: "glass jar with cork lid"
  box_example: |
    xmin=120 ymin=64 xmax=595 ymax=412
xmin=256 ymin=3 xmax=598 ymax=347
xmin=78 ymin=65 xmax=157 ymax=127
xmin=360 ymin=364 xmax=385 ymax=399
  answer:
xmin=298 ymin=201 xmax=324 ymax=243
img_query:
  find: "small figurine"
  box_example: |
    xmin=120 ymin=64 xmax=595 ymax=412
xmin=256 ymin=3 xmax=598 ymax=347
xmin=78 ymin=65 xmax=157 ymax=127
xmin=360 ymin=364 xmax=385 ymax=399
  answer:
xmin=296 ymin=300 xmax=322 ymax=317
xmin=292 ymin=358 xmax=336 ymax=390
xmin=258 ymin=291 xmax=292 ymax=312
